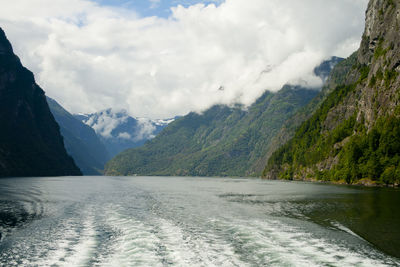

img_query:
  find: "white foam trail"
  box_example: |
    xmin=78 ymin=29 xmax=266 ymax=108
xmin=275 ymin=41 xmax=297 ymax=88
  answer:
xmin=62 ymin=217 xmax=97 ymax=266
xmin=40 ymin=219 xmax=80 ymax=264
xmin=214 ymin=218 xmax=399 ymax=267
xmin=38 ymin=213 xmax=97 ymax=267
xmin=331 ymin=221 xmax=365 ymax=240
xmin=156 ymin=218 xmax=246 ymax=266
xmin=156 ymin=218 xmax=199 ymax=265
xmin=2 ymin=179 xmax=398 ymax=267
xmin=100 ymin=207 xmax=162 ymax=266
xmin=99 ymin=205 xmax=246 ymax=267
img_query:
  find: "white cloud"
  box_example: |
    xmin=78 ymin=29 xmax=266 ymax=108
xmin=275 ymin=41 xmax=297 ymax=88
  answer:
xmin=0 ymin=0 xmax=369 ymax=118
xmin=136 ymin=118 xmax=157 ymax=141
xmin=84 ymin=109 xmax=129 ymax=139
xmin=81 ymin=108 xmax=172 ymax=141
xmin=117 ymin=132 xmax=132 ymax=140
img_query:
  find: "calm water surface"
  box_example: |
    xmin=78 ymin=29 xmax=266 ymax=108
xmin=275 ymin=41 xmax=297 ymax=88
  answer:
xmin=0 ymin=176 xmax=399 ymax=266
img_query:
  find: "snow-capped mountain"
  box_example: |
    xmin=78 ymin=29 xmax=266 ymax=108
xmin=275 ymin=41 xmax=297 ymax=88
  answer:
xmin=74 ymin=109 xmax=175 ymax=157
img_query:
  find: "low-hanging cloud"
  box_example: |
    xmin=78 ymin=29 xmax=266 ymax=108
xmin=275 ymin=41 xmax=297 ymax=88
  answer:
xmin=0 ymin=0 xmax=368 ymax=118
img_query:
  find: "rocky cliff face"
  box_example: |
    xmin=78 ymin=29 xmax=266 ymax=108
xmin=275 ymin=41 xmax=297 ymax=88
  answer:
xmin=357 ymin=0 xmax=400 ymax=125
xmin=319 ymin=0 xmax=400 ymax=141
xmin=0 ymin=28 xmax=82 ymax=177
xmin=264 ymin=0 xmax=400 ymax=185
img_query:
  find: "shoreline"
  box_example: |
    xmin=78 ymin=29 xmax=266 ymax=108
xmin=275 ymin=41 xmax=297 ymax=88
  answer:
xmin=261 ymin=176 xmax=400 ymax=189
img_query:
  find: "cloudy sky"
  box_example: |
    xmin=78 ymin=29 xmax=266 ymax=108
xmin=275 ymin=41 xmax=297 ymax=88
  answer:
xmin=0 ymin=0 xmax=368 ymax=118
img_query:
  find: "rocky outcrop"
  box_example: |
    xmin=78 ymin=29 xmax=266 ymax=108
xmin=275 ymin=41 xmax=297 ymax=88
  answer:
xmin=0 ymin=28 xmax=82 ymax=177
xmin=263 ymin=0 xmax=400 ymax=185
xmin=357 ymin=0 xmax=400 ymax=125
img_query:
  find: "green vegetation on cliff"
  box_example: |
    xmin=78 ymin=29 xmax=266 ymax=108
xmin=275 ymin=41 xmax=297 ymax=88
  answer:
xmin=265 ymin=68 xmax=400 ymax=185
xmin=266 ymin=105 xmax=400 ymax=185
xmin=264 ymin=0 xmax=400 ymax=186
xmin=261 ymin=55 xmax=353 ymax=162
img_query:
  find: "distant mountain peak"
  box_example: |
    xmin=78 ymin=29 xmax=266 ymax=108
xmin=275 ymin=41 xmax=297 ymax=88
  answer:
xmin=314 ymin=56 xmax=344 ymax=83
xmin=74 ymin=109 xmax=175 ymax=157
xmin=0 ymin=28 xmax=13 ymax=55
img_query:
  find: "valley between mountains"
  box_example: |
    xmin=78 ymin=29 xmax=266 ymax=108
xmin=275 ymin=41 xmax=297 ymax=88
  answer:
xmin=0 ymin=0 xmax=399 ymax=187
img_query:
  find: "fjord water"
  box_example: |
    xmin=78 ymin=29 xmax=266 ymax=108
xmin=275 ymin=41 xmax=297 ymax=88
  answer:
xmin=0 ymin=177 xmax=399 ymax=266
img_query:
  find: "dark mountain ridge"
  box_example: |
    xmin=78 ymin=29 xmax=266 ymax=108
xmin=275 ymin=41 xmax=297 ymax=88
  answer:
xmin=47 ymin=97 xmax=110 ymax=175
xmin=0 ymin=28 xmax=81 ymax=177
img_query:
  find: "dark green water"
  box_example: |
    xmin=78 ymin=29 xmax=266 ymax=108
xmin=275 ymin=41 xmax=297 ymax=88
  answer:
xmin=0 ymin=176 xmax=399 ymax=266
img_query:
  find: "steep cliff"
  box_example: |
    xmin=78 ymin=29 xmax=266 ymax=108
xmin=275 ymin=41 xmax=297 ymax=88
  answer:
xmin=258 ymin=56 xmax=349 ymax=168
xmin=0 ymin=28 xmax=81 ymax=177
xmin=264 ymin=0 xmax=400 ymax=185
xmin=47 ymin=97 xmax=110 ymax=175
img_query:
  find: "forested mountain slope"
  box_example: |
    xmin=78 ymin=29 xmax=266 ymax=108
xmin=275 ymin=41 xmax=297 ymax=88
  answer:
xmin=264 ymin=0 xmax=400 ymax=186
xmin=105 ymin=82 xmax=332 ymax=176
xmin=105 ymin=55 xmax=343 ymax=177
xmin=258 ymin=56 xmax=351 ymax=166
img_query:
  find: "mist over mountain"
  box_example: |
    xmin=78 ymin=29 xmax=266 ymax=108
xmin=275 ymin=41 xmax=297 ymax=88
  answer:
xmin=0 ymin=28 xmax=81 ymax=177
xmin=47 ymin=97 xmax=174 ymax=174
xmin=0 ymin=0 xmax=368 ymax=118
xmin=75 ymin=109 xmax=175 ymax=157
xmin=105 ymin=58 xmax=341 ymax=177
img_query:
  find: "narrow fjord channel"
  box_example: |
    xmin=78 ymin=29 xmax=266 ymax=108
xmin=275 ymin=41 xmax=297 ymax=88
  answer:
xmin=0 ymin=176 xmax=399 ymax=266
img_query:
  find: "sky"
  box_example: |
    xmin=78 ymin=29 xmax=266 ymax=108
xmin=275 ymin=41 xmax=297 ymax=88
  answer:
xmin=92 ymin=0 xmax=224 ymax=17
xmin=0 ymin=0 xmax=369 ymax=119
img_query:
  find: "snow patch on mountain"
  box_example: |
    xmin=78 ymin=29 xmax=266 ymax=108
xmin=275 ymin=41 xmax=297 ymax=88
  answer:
xmin=84 ymin=109 xmax=130 ymax=139
xmin=75 ymin=108 xmax=175 ymax=157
